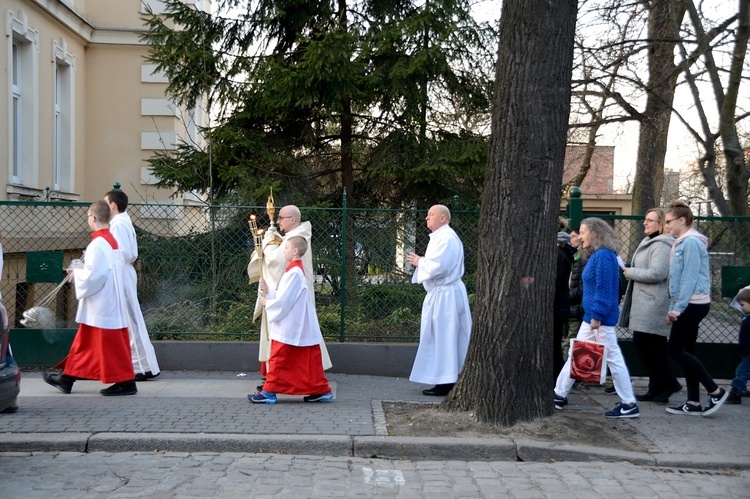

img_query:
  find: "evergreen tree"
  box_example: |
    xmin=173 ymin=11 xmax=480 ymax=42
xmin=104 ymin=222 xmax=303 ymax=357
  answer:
xmin=141 ymin=0 xmax=495 ymax=207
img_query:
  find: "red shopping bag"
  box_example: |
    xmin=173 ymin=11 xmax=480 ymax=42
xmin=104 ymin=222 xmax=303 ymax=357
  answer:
xmin=569 ymin=330 xmax=607 ymax=384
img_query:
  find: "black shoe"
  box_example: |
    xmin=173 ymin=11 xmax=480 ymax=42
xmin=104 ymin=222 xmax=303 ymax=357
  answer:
xmin=702 ymin=388 xmax=729 ymax=417
xmin=650 ymin=391 xmax=672 ymax=404
xmin=256 ymin=385 xmax=264 ymax=393
xmin=727 ymin=388 xmax=742 ymax=405
xmin=422 ymin=384 xmax=454 ymax=396
xmin=134 ymin=371 xmax=160 ymax=382
xmin=635 ymin=392 xmax=656 ymax=402
xmin=604 ymin=385 xmax=616 ymax=394
xmin=43 ymin=371 xmax=75 ymax=394
xmin=303 ymin=392 xmax=334 ymax=403
xmin=0 ymin=404 xmax=19 ymax=414
xmin=100 ymin=381 xmax=138 ymax=396
xmin=667 ymin=381 xmax=683 ymax=395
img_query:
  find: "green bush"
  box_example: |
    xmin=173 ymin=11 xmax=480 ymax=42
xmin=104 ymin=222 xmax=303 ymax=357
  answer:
xmin=355 ymin=284 xmax=424 ymax=321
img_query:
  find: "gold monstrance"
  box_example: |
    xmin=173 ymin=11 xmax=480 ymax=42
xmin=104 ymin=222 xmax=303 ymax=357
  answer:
xmin=266 ymin=188 xmax=276 ymax=226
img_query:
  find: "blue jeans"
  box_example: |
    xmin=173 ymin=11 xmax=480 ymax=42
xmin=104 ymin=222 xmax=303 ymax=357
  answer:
xmin=731 ymin=355 xmax=750 ymax=393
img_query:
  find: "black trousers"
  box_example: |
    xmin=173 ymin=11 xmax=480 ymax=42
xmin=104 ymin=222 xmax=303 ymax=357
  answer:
xmin=633 ymin=331 xmax=678 ymax=394
xmin=667 ymin=303 xmax=716 ymax=402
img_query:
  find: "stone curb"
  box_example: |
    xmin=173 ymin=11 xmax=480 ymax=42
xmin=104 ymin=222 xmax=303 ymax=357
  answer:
xmin=650 ymin=452 xmax=750 ymax=470
xmin=515 ymin=439 xmax=654 ymax=466
xmin=4 ymin=433 xmax=750 ymax=470
xmin=352 ymin=436 xmax=517 ymax=461
xmin=0 ymin=433 xmax=89 ymax=453
xmin=87 ymin=433 xmax=353 ymax=456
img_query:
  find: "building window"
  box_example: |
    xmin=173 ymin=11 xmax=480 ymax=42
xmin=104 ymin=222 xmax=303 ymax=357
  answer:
xmin=11 ymin=41 xmax=21 ymax=183
xmin=6 ymin=10 xmax=39 ymax=190
xmin=52 ymin=39 xmax=75 ymax=193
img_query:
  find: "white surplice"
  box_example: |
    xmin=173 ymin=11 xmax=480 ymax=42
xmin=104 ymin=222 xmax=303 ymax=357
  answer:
xmin=109 ymin=212 xmax=160 ymax=375
xmin=73 ymin=233 xmax=128 ymax=329
xmin=264 ymin=265 xmax=323 ymax=347
xmin=409 ymin=224 xmax=472 ymax=385
xmin=247 ymin=221 xmax=332 ymax=369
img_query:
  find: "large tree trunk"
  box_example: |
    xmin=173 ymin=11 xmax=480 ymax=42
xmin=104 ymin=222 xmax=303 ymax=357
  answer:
xmin=632 ymin=0 xmax=686 ymax=215
xmin=720 ymin=0 xmax=749 ymax=216
xmin=442 ymin=0 xmax=577 ymax=426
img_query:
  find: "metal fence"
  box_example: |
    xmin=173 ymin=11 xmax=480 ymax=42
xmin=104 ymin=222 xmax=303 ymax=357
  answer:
xmin=1 ymin=200 xmax=747 ymax=344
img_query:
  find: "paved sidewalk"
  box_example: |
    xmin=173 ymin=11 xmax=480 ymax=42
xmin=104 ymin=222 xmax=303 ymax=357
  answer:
xmin=3 ymin=371 xmax=749 ymax=469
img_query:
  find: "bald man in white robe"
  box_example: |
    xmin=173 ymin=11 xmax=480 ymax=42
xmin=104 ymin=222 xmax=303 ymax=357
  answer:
xmin=406 ymin=205 xmax=472 ymax=396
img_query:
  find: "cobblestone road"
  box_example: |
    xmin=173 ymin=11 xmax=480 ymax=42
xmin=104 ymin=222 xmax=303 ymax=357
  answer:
xmin=1 ymin=451 xmax=748 ymax=498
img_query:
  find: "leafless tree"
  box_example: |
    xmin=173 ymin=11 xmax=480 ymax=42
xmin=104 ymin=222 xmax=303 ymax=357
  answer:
xmin=673 ymin=0 xmax=749 ymax=216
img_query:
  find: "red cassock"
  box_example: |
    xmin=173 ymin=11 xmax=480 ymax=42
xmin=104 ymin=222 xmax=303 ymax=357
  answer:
xmin=59 ymin=229 xmax=134 ymax=383
xmin=261 ymin=261 xmax=330 ymax=395
xmin=263 ymin=340 xmax=331 ymax=395
xmin=63 ymin=325 xmax=134 ymax=383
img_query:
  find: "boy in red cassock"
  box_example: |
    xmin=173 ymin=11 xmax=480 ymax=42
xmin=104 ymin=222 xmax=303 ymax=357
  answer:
xmin=249 ymin=236 xmax=332 ymax=404
xmin=43 ymin=200 xmax=136 ymax=396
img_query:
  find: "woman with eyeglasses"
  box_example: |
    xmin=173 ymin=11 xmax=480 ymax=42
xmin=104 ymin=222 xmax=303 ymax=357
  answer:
xmin=663 ymin=200 xmax=728 ymax=416
xmin=619 ymin=208 xmax=681 ymax=404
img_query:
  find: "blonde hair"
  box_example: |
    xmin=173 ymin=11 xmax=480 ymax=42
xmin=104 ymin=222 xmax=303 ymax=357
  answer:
xmin=646 ymin=208 xmax=667 ymax=234
xmin=286 ymin=236 xmax=308 ymax=257
xmin=580 ymin=217 xmax=620 ymax=256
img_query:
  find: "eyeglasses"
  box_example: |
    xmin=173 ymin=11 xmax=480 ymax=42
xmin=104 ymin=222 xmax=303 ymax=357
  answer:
xmin=665 ymin=218 xmax=678 ymax=225
xmin=277 ymin=216 xmax=292 ymax=220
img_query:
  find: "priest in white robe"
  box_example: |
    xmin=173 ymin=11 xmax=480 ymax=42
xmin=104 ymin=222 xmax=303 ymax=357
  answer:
xmin=247 ymin=205 xmax=332 ymax=374
xmin=406 ymin=205 xmax=472 ymax=396
xmin=106 ymin=189 xmax=160 ymax=381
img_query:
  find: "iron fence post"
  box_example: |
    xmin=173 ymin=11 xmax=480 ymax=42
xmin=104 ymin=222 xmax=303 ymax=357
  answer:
xmin=339 ymin=189 xmax=348 ymax=342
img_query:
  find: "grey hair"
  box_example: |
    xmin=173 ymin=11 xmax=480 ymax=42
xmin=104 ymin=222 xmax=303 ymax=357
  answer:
xmin=580 ymin=217 xmax=620 ymax=256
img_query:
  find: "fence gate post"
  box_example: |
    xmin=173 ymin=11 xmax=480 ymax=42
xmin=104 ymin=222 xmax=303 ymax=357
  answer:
xmin=566 ymin=186 xmax=583 ymax=228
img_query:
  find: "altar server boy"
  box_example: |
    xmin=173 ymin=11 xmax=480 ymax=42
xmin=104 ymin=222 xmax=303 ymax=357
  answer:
xmin=249 ymin=236 xmax=332 ymax=404
xmin=43 ymin=201 xmax=136 ymax=396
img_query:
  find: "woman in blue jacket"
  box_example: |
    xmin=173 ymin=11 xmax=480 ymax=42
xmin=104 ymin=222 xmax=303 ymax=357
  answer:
xmin=554 ymin=218 xmax=638 ymax=418
xmin=664 ymin=201 xmax=728 ymax=417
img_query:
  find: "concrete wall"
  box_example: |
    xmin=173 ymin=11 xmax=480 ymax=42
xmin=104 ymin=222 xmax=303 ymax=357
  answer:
xmin=152 ymin=341 xmax=419 ymax=378
xmin=8 ymin=330 xmax=740 ymax=378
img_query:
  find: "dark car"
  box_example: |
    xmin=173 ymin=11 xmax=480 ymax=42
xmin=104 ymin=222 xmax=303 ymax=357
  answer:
xmin=0 ymin=305 xmax=20 ymax=413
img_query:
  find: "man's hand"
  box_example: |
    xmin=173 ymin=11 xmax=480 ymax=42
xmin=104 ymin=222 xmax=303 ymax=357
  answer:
xmin=406 ymin=252 xmax=421 ymax=267
xmin=259 ymin=280 xmax=268 ymax=293
xmin=589 ymin=318 xmax=601 ymax=330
